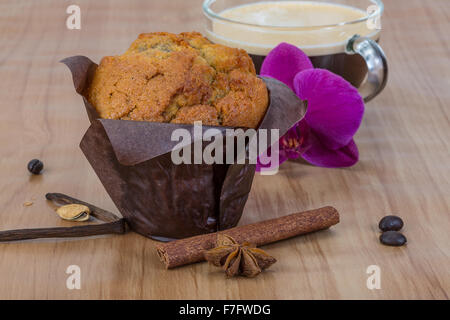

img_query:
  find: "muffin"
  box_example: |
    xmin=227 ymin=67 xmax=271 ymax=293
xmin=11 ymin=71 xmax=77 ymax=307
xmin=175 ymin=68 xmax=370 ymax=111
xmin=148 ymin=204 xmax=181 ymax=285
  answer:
xmin=87 ymin=32 xmax=269 ymax=129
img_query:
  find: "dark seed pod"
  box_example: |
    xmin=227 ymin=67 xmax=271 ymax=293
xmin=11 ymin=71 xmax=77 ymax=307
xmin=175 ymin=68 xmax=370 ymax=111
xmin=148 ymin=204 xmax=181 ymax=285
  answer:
xmin=379 ymin=215 xmax=404 ymax=232
xmin=380 ymin=231 xmax=407 ymax=247
xmin=27 ymin=159 xmax=44 ymax=175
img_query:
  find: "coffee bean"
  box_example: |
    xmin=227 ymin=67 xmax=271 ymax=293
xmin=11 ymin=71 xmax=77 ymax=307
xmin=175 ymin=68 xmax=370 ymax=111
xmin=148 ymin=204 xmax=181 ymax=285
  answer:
xmin=27 ymin=159 xmax=44 ymax=175
xmin=379 ymin=215 xmax=404 ymax=232
xmin=380 ymin=231 xmax=407 ymax=247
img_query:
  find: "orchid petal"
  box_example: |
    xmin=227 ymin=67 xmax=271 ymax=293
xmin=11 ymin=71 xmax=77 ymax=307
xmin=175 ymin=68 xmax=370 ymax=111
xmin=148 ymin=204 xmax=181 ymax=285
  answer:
xmin=293 ymin=69 xmax=364 ymax=150
xmin=255 ymin=144 xmax=289 ymax=172
xmin=260 ymin=43 xmax=313 ymax=91
xmin=302 ymin=136 xmax=359 ymax=168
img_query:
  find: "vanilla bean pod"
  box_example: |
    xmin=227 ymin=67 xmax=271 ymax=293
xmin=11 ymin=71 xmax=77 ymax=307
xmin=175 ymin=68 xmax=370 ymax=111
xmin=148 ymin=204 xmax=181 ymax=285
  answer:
xmin=0 ymin=193 xmax=128 ymax=242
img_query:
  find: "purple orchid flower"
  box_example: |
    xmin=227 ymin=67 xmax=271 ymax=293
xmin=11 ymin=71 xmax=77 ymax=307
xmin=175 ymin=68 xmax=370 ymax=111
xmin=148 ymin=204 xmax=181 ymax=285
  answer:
xmin=257 ymin=43 xmax=365 ymax=170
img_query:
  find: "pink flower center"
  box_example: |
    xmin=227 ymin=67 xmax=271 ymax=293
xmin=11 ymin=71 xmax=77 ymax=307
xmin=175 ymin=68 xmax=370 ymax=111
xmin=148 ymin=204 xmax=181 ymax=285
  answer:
xmin=280 ymin=134 xmax=304 ymax=158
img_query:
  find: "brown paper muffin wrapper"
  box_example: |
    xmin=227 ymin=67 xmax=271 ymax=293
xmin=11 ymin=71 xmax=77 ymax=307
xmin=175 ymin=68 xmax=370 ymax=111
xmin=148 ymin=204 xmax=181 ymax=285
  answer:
xmin=61 ymin=55 xmax=307 ymax=241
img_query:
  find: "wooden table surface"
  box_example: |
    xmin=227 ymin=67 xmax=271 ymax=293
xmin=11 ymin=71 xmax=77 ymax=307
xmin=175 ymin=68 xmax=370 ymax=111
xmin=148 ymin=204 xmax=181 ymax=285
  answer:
xmin=0 ymin=0 xmax=449 ymax=300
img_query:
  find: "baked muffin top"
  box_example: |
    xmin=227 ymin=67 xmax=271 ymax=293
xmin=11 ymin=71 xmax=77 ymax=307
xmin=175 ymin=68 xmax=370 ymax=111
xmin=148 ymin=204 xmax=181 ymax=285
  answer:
xmin=87 ymin=32 xmax=269 ymax=129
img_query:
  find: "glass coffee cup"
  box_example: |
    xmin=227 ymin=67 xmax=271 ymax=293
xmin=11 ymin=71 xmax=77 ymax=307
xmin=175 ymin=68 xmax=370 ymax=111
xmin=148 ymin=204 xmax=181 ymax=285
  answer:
xmin=203 ymin=0 xmax=388 ymax=102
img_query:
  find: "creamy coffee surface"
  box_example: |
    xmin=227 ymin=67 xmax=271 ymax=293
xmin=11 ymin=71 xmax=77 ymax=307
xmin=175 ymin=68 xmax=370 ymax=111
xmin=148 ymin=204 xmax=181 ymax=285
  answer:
xmin=208 ymin=1 xmax=380 ymax=56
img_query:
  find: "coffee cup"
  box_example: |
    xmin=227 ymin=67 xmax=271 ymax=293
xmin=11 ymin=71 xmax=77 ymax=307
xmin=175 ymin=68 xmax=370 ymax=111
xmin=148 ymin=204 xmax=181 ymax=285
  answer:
xmin=203 ymin=0 xmax=388 ymax=102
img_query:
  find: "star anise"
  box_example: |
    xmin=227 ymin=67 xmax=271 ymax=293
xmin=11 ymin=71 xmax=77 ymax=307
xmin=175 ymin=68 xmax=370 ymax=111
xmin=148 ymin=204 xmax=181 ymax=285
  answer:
xmin=204 ymin=234 xmax=277 ymax=278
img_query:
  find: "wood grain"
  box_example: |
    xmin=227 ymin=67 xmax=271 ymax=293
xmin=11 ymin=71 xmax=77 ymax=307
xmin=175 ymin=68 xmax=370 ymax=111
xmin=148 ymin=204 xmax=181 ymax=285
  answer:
xmin=0 ymin=0 xmax=449 ymax=299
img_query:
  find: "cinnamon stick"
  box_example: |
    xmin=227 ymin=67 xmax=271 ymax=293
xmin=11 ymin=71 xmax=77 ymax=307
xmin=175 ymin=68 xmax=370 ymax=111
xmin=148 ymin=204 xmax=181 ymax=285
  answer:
xmin=156 ymin=206 xmax=339 ymax=269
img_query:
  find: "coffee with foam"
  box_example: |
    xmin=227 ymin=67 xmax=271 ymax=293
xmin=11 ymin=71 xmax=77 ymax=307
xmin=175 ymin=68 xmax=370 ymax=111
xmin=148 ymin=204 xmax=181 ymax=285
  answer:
xmin=208 ymin=1 xmax=380 ymax=56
